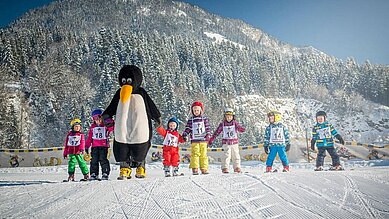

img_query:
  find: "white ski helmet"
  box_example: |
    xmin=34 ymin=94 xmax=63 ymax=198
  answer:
xmin=224 ymin=107 xmax=235 ymax=116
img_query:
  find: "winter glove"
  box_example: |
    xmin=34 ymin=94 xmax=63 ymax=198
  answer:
xmin=264 ymin=146 xmax=270 ymax=154
xmin=335 ymin=134 xmax=345 ymax=145
xmin=208 ymin=137 xmax=214 ymax=146
xmin=155 ymin=117 xmax=162 ymax=127
xmin=285 ymin=143 xmax=291 ymax=152
xmin=310 ymin=139 xmax=316 ymax=151
xmin=205 ymin=134 xmax=211 ymax=142
xmin=102 ymin=114 xmax=115 ymax=127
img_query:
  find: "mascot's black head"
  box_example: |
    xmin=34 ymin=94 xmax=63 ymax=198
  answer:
xmin=118 ymin=65 xmax=143 ymax=104
xmin=119 ymin=65 xmax=143 ymax=91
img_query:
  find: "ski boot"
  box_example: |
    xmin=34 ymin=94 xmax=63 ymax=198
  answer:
xmin=65 ymin=173 xmax=75 ymax=182
xmin=314 ymin=166 xmax=324 ymax=171
xmin=89 ymin=173 xmax=99 ymax=181
xmin=101 ymin=173 xmax=109 ymax=180
xmin=80 ymin=173 xmax=90 ymax=181
xmin=234 ymin=167 xmax=242 ymax=173
xmin=200 ymin=169 xmax=209 ymax=175
xmin=164 ymin=166 xmax=171 ymax=177
xmin=265 ymin=166 xmax=273 ymax=173
xmin=172 ymin=166 xmax=178 ymax=176
xmin=117 ymin=167 xmax=132 ymax=180
xmin=335 ymin=165 xmax=344 ymax=171
xmin=135 ymin=166 xmax=146 ymax=178
xmin=330 ymin=165 xmax=344 ymax=171
xmin=282 ymin=166 xmax=290 ymax=172
xmin=192 ymin=168 xmax=199 ymax=175
xmin=222 ymin=168 xmax=229 ymax=174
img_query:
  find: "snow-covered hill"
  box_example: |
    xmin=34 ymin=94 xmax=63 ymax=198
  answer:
xmin=1 ymin=162 xmax=388 ymax=218
xmin=0 ymin=0 xmax=388 ymax=148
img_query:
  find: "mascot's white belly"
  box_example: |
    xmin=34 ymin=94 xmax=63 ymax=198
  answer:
xmin=115 ymin=94 xmax=149 ymax=144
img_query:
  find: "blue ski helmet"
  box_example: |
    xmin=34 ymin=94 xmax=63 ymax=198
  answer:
xmin=167 ymin=117 xmax=179 ymax=130
xmin=91 ymin=109 xmax=103 ymax=117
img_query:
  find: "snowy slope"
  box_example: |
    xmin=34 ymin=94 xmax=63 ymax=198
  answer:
xmin=1 ymin=163 xmax=388 ymax=219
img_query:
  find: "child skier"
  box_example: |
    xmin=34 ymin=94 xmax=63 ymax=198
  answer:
xmin=263 ymin=110 xmax=291 ymax=172
xmin=182 ymin=102 xmax=211 ymax=175
xmin=85 ymin=109 xmax=113 ymax=180
xmin=156 ymin=117 xmax=185 ymax=177
xmin=209 ymin=108 xmax=246 ymax=173
xmin=63 ymin=118 xmax=90 ymax=181
xmin=311 ymin=111 xmax=345 ymax=171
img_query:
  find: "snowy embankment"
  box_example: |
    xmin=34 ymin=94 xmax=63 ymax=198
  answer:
xmin=0 ymin=162 xmax=388 ymax=219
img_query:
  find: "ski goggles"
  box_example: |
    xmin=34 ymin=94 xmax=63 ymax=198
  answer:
xmin=92 ymin=115 xmax=102 ymax=121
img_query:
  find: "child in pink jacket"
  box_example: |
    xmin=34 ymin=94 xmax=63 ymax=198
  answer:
xmin=85 ymin=109 xmax=113 ymax=180
xmin=209 ymin=108 xmax=245 ymax=173
xmin=63 ymin=118 xmax=89 ymax=181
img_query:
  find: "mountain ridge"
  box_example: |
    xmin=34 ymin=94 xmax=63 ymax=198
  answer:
xmin=0 ymin=0 xmax=388 ymax=148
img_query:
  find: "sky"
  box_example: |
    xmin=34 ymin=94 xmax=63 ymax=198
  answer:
xmin=0 ymin=0 xmax=388 ymax=65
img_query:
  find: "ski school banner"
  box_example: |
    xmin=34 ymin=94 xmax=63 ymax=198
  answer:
xmin=147 ymin=144 xmax=268 ymax=164
xmin=0 ymin=141 xmax=387 ymax=168
xmin=0 ymin=147 xmax=115 ymax=168
xmin=0 ymin=145 xmax=267 ymax=168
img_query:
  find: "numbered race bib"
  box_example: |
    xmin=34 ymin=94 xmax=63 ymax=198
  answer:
xmin=163 ymin=133 xmax=178 ymax=147
xmin=92 ymin=127 xmax=107 ymax=140
xmin=223 ymin=125 xmax=237 ymax=139
xmin=317 ymin=127 xmax=331 ymax=139
xmin=67 ymin=136 xmax=81 ymax=147
xmin=270 ymin=127 xmax=285 ymax=144
xmin=192 ymin=121 xmax=206 ymax=139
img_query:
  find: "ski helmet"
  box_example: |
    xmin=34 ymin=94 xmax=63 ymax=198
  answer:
xmin=267 ymin=110 xmax=282 ymax=123
xmin=315 ymin=111 xmax=327 ymax=120
xmin=91 ymin=109 xmax=103 ymax=117
xmin=70 ymin=118 xmax=82 ymax=128
xmin=167 ymin=117 xmax=179 ymax=130
xmin=224 ymin=107 xmax=235 ymax=116
xmin=191 ymin=101 xmax=204 ymax=115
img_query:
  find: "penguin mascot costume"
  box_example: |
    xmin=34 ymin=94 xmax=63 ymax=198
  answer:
xmin=103 ymin=65 xmax=161 ymax=179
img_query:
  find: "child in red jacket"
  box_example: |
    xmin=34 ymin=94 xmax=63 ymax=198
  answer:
xmin=63 ymin=118 xmax=89 ymax=181
xmin=156 ymin=117 xmax=185 ymax=177
xmin=85 ymin=109 xmax=114 ymax=180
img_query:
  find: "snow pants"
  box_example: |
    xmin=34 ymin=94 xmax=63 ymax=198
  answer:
xmin=189 ymin=142 xmax=208 ymax=170
xmin=68 ymin=154 xmax=89 ymax=175
xmin=222 ymin=144 xmax=241 ymax=169
xmin=163 ymin=146 xmax=180 ymax=167
xmin=90 ymin=147 xmax=110 ymax=176
xmin=266 ymin=146 xmax=289 ymax=167
xmin=316 ymin=147 xmax=340 ymax=167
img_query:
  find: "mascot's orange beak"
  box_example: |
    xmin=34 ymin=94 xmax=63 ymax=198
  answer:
xmin=120 ymin=85 xmax=133 ymax=103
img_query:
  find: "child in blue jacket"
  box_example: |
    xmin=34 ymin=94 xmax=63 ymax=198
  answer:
xmin=311 ymin=111 xmax=345 ymax=171
xmin=263 ymin=110 xmax=290 ymax=172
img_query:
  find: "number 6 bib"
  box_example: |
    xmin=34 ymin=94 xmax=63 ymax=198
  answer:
xmin=223 ymin=125 xmax=237 ymax=139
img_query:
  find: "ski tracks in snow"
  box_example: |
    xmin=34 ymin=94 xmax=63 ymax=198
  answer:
xmin=0 ymin=167 xmax=388 ymax=218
